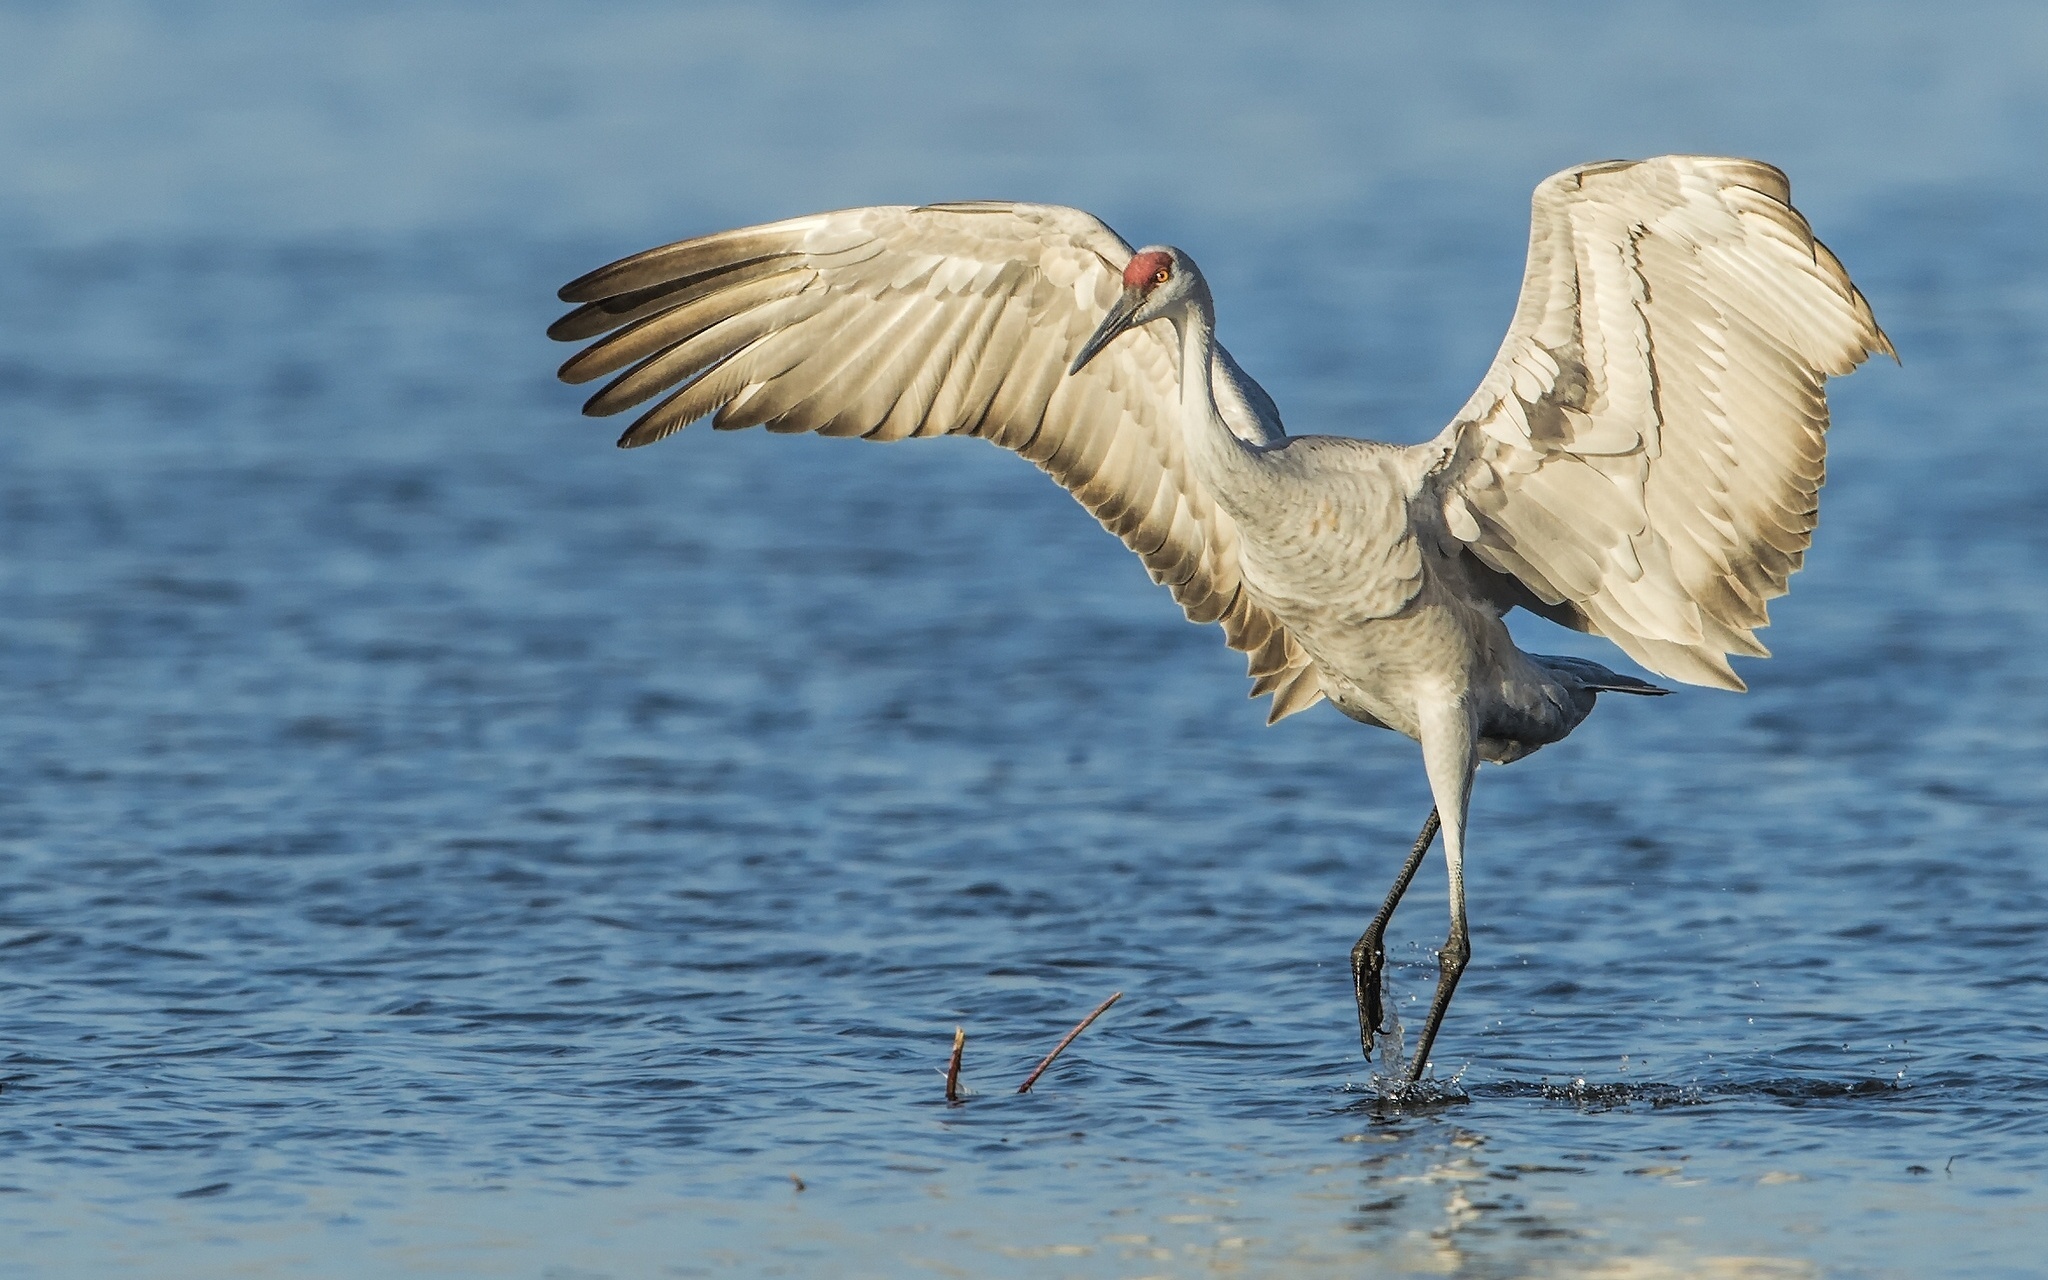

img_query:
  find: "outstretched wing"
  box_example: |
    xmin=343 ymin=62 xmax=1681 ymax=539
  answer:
xmin=550 ymin=202 xmax=1323 ymax=721
xmin=1427 ymin=155 xmax=1891 ymax=689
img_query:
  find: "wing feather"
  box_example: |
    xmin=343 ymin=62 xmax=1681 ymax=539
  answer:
xmin=1428 ymin=155 xmax=1888 ymax=690
xmin=552 ymin=203 xmax=1324 ymax=718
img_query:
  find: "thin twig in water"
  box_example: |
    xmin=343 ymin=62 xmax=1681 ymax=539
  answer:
xmin=1017 ymin=991 xmax=1122 ymax=1094
xmin=945 ymin=1025 xmax=966 ymax=1103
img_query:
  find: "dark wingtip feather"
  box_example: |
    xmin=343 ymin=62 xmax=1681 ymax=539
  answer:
xmin=616 ymin=415 xmax=681 ymax=449
xmin=561 ymin=256 xmax=647 ymax=305
xmin=547 ymin=305 xmax=600 ymax=343
xmin=558 ymin=269 xmax=613 ymax=304
xmin=558 ymin=228 xmax=803 ymax=305
xmin=561 ymin=252 xmax=663 ymax=305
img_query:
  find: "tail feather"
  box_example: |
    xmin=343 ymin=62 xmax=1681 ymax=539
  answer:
xmin=1533 ymin=653 xmax=1671 ymax=697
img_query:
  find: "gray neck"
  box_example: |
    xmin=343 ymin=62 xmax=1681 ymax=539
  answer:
xmin=1170 ymin=288 xmax=1268 ymax=514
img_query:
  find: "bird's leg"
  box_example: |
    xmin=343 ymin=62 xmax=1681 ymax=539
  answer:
xmin=1350 ymin=808 xmax=1440 ymax=1060
xmin=1405 ymin=702 xmax=1479 ymax=1085
xmin=1405 ymin=864 xmax=1471 ymax=1086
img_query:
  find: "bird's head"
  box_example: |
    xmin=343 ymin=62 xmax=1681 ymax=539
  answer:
xmin=1069 ymin=245 xmax=1202 ymax=374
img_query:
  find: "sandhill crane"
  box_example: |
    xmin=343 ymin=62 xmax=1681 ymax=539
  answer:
xmin=548 ymin=156 xmax=1889 ymax=1084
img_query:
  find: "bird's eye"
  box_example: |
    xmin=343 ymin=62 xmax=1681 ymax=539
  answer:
xmin=1152 ymin=267 xmax=1171 ymax=285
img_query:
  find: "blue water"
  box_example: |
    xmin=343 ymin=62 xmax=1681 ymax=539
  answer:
xmin=2 ymin=3 xmax=2046 ymax=1276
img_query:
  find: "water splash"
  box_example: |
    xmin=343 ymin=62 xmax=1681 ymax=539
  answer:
xmin=1342 ymin=963 xmax=1472 ymax=1108
xmin=1475 ymin=1075 xmax=1912 ymax=1112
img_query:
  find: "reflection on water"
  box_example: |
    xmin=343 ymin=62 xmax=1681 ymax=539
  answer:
xmin=2 ymin=3 xmax=2047 ymax=1278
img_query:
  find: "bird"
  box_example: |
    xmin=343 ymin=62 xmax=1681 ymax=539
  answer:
xmin=546 ymin=155 xmax=1889 ymax=1084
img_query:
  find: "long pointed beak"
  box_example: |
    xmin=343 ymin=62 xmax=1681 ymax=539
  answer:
xmin=1068 ymin=288 xmax=1147 ymax=375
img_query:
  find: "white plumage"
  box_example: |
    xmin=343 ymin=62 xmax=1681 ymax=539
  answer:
xmin=1438 ymin=158 xmax=1889 ymax=690
xmin=550 ymin=155 xmax=1888 ymax=1083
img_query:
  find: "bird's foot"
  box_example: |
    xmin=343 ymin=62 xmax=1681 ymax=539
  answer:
xmin=1350 ymin=935 xmax=1387 ymax=1060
